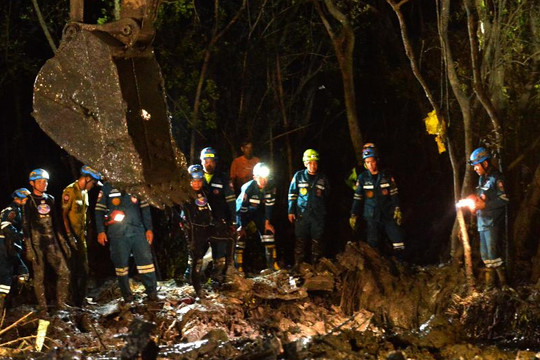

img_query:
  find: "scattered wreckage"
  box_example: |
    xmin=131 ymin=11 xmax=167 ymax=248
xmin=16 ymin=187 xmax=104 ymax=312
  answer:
xmin=0 ymin=243 xmax=538 ymax=359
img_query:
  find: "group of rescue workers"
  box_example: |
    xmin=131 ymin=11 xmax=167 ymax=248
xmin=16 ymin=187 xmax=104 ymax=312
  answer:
xmin=0 ymin=141 xmax=508 ymax=314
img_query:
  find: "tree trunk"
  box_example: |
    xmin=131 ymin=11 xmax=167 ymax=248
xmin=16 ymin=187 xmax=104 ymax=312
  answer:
xmin=513 ymin=164 xmax=540 ymax=267
xmin=312 ymin=0 xmax=364 ymax=163
xmin=463 ymin=0 xmax=504 ymax=155
xmin=31 ymin=0 xmax=57 ymax=53
xmin=190 ymin=0 xmax=246 ymax=161
xmin=274 ymin=54 xmax=294 ymax=179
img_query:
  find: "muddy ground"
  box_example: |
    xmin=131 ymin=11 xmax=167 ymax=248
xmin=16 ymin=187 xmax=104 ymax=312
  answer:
xmin=0 ymin=242 xmax=539 ymax=359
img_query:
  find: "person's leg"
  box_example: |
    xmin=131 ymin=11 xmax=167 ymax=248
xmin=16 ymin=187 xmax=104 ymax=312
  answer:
xmin=384 ymin=220 xmax=405 ymax=261
xmin=109 ymin=236 xmax=134 ymax=301
xmin=45 ymin=244 xmax=70 ymax=308
xmin=131 ymin=233 xmax=158 ymax=296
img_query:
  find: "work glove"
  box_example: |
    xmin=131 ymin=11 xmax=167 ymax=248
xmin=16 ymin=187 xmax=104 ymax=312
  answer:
xmin=393 ymin=207 xmax=402 ymax=226
xmin=17 ymin=273 xmax=29 ymax=284
xmin=349 ymin=216 xmax=357 ymax=230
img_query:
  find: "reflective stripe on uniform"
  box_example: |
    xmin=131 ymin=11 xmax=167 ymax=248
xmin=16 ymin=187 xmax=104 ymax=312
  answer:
xmin=0 ymin=285 xmax=10 ymax=294
xmin=95 ymin=203 xmax=108 ymax=212
xmin=484 ymin=258 xmax=503 ymax=268
xmin=140 ymin=201 xmax=150 ymax=208
xmin=115 ymin=267 xmax=129 ymax=276
xmin=137 ymin=264 xmax=155 ymax=274
xmin=1 ymin=221 xmax=11 ymax=229
xmin=392 ymin=242 xmax=405 ymax=250
xmin=261 ymin=234 xmax=275 ymax=243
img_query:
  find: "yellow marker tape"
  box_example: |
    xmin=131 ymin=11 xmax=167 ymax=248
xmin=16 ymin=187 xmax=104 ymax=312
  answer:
xmin=36 ymin=319 xmax=50 ymax=351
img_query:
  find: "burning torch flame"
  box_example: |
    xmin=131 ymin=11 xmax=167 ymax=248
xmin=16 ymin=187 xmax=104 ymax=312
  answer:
xmin=456 ymin=198 xmax=475 ymax=210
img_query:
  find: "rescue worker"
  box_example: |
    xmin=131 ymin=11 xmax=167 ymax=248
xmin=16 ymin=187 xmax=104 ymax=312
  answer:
xmin=200 ymin=147 xmax=236 ymax=281
xmin=288 ymin=149 xmax=330 ymax=268
xmin=0 ymin=188 xmax=31 ymax=313
xmin=180 ymin=165 xmax=214 ymax=296
xmin=346 ymin=143 xmax=377 ymax=190
xmin=62 ymin=165 xmax=102 ymax=307
xmin=468 ymin=147 xmax=509 ymax=289
xmin=230 ymin=141 xmax=260 ymax=194
xmin=95 ymin=183 xmax=158 ymax=302
xmin=22 ymin=169 xmax=71 ymax=313
xmin=349 ymin=148 xmax=404 ymax=258
xmin=236 ymin=162 xmax=279 ymax=273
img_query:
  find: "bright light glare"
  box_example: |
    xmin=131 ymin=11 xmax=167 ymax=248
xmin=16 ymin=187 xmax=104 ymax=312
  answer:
xmin=113 ymin=213 xmax=125 ymax=222
xmin=254 ymin=165 xmax=270 ymax=178
xmin=456 ymin=198 xmax=475 ymax=210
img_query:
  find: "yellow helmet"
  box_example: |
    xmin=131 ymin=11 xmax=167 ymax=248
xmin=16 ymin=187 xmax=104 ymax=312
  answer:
xmin=302 ymin=149 xmax=319 ymax=163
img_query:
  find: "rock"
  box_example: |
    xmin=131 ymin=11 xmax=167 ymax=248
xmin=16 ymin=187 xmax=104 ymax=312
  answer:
xmin=303 ymin=274 xmax=334 ymax=292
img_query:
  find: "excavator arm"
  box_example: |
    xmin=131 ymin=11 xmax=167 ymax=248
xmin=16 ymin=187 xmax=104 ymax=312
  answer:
xmin=33 ymin=0 xmax=190 ymax=208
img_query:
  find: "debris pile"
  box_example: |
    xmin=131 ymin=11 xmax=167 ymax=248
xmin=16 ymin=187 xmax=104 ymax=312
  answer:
xmin=0 ymin=251 xmax=539 ymax=359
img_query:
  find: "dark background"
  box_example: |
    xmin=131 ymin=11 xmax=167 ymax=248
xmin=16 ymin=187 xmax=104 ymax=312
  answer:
xmin=1 ymin=0 xmax=536 ymax=277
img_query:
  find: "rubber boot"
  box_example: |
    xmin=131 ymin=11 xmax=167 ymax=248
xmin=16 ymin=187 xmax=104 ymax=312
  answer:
xmin=495 ymin=266 xmax=507 ymax=288
xmin=485 ymin=268 xmax=495 ymax=290
xmin=311 ymin=239 xmax=323 ymax=264
xmin=293 ymin=237 xmax=306 ymax=270
xmin=191 ymin=259 xmax=203 ymax=297
xmin=264 ymin=245 xmax=280 ymax=271
xmin=184 ymin=255 xmax=192 ymax=284
xmin=235 ymin=249 xmax=244 ymax=274
xmin=212 ymin=257 xmax=226 ymax=283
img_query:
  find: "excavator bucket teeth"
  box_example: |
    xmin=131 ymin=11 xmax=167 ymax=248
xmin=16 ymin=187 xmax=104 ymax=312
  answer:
xmin=33 ymin=28 xmax=190 ymax=207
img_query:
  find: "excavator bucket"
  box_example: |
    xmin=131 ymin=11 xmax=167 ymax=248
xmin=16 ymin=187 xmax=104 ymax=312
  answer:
xmin=33 ymin=25 xmax=190 ymax=207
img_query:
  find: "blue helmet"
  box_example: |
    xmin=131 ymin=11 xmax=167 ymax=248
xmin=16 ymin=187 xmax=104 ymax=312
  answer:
xmin=188 ymin=164 xmax=204 ymax=179
xmin=11 ymin=188 xmax=30 ymax=199
xmin=469 ymin=147 xmax=490 ymax=165
xmin=362 ymin=147 xmax=378 ymax=160
xmin=190 ymin=170 xmax=204 ymax=180
xmin=29 ymin=168 xmax=50 ymax=181
xmin=81 ymin=165 xmax=102 ymax=181
xmin=200 ymin=147 xmax=217 ymax=161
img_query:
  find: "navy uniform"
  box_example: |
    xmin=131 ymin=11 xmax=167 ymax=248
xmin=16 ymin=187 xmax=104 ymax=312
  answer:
xmin=288 ymin=149 xmax=329 ymax=266
xmin=351 ymin=168 xmax=404 ymax=255
xmin=0 ymin=189 xmax=31 ymax=311
xmin=23 ymin=169 xmax=71 ymax=312
xmin=200 ymin=147 xmax=236 ymax=278
xmin=95 ymin=183 xmax=157 ymax=301
xmin=236 ymin=171 xmax=278 ymax=271
xmin=469 ymin=147 xmax=509 ymax=287
xmin=180 ymin=185 xmax=213 ymax=296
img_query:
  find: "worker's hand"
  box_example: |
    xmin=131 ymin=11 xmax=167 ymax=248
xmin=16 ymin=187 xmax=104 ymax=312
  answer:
xmin=349 ymin=215 xmax=357 ymax=230
xmin=237 ymin=226 xmax=247 ymax=239
xmin=474 ymin=195 xmax=486 ymax=211
xmin=264 ymin=220 xmax=275 ymax=234
xmin=60 ymin=240 xmax=71 ymax=259
xmin=97 ymin=232 xmax=108 ymax=246
xmin=146 ymin=230 xmax=154 ymax=245
xmin=288 ymin=214 xmax=296 ymax=223
xmin=393 ymin=207 xmax=402 ymax=226
xmin=67 ymin=233 xmax=78 ymax=249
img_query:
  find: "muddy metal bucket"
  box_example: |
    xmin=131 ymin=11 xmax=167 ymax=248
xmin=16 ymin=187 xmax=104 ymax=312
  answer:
xmin=33 ymin=26 xmax=190 ymax=207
